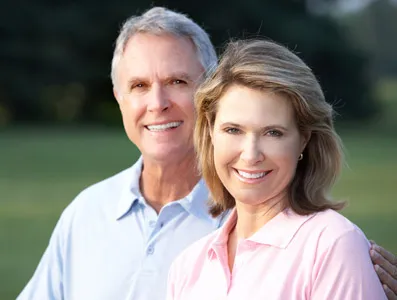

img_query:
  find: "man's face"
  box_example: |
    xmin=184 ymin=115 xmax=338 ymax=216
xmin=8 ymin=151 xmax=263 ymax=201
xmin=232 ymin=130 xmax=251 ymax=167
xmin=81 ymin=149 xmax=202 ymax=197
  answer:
xmin=114 ymin=33 xmax=204 ymax=163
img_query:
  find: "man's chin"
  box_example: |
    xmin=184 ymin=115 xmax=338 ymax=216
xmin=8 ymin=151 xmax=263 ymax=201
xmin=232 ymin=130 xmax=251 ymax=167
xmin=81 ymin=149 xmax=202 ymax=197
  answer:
xmin=142 ymin=148 xmax=193 ymax=164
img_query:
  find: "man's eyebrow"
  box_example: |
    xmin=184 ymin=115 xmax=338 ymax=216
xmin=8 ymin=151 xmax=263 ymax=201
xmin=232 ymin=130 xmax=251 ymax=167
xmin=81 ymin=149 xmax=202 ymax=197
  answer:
xmin=127 ymin=77 xmax=149 ymax=86
xmin=164 ymin=72 xmax=194 ymax=82
xmin=127 ymin=73 xmax=194 ymax=85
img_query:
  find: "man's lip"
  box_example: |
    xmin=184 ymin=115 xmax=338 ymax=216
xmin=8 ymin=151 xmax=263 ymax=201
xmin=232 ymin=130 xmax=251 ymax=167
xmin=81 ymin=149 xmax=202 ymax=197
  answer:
xmin=145 ymin=120 xmax=183 ymax=126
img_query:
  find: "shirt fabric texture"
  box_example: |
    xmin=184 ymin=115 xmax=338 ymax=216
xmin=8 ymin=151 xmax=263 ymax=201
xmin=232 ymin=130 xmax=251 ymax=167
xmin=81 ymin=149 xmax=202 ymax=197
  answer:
xmin=17 ymin=157 xmax=224 ymax=300
xmin=167 ymin=208 xmax=387 ymax=300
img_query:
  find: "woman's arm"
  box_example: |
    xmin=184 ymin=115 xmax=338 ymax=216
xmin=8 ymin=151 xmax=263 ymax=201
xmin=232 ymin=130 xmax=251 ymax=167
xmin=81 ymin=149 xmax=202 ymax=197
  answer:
xmin=311 ymin=229 xmax=387 ymax=300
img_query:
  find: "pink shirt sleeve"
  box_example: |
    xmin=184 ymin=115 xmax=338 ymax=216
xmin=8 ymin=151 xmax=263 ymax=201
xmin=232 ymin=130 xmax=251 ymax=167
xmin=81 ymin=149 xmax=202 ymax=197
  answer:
xmin=311 ymin=228 xmax=386 ymax=300
xmin=166 ymin=261 xmax=177 ymax=300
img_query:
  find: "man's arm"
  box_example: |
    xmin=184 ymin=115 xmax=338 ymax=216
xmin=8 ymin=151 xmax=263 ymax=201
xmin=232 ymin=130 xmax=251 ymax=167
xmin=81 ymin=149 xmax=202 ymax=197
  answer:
xmin=17 ymin=212 xmax=66 ymax=300
xmin=370 ymin=241 xmax=397 ymax=300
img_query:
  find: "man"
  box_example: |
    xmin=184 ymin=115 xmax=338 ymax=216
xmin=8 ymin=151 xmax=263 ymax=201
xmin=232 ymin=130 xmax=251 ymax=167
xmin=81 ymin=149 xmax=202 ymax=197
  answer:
xmin=18 ymin=7 xmax=397 ymax=300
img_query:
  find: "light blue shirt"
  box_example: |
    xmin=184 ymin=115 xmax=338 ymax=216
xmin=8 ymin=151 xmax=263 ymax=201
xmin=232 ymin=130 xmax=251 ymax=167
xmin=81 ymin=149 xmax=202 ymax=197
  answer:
xmin=18 ymin=157 xmax=225 ymax=300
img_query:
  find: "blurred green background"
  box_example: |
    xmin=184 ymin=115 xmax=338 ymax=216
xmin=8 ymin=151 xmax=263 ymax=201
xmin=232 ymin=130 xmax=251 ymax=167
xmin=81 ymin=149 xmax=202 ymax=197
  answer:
xmin=1 ymin=0 xmax=397 ymax=299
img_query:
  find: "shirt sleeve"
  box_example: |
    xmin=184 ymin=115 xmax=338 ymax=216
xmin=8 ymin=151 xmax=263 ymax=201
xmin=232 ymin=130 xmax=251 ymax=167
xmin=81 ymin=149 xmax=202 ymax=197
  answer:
xmin=311 ymin=228 xmax=387 ymax=300
xmin=16 ymin=211 xmax=67 ymax=300
xmin=166 ymin=261 xmax=177 ymax=300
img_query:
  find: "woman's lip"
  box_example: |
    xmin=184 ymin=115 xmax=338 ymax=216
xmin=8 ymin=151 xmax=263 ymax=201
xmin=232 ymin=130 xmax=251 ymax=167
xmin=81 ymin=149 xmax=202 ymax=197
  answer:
xmin=233 ymin=168 xmax=273 ymax=183
xmin=233 ymin=168 xmax=271 ymax=174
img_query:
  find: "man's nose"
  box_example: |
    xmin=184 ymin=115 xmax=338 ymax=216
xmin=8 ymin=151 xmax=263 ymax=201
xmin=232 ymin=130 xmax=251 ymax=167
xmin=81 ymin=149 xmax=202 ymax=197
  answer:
xmin=147 ymin=85 xmax=170 ymax=112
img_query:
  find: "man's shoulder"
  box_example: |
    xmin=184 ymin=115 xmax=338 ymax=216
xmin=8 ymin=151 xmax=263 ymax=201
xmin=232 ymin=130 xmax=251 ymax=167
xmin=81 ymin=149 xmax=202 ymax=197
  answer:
xmin=61 ymin=165 xmax=137 ymax=222
xmin=76 ymin=166 xmax=134 ymax=202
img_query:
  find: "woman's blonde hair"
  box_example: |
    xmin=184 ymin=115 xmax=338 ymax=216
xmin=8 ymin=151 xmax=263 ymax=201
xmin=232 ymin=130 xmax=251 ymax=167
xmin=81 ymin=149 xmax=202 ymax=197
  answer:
xmin=194 ymin=39 xmax=345 ymax=217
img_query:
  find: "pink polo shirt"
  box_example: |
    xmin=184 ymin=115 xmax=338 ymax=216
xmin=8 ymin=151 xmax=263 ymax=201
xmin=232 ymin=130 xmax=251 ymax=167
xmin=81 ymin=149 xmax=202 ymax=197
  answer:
xmin=167 ymin=208 xmax=386 ymax=300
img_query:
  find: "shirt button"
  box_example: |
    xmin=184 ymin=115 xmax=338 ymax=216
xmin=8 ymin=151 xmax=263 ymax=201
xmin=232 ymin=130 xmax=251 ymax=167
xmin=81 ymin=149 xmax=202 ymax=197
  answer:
xmin=149 ymin=220 xmax=156 ymax=228
xmin=147 ymin=245 xmax=155 ymax=255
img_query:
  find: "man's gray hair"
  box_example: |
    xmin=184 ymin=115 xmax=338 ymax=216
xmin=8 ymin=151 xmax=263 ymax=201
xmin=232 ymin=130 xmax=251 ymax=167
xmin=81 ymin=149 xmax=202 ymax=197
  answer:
xmin=111 ymin=7 xmax=218 ymax=87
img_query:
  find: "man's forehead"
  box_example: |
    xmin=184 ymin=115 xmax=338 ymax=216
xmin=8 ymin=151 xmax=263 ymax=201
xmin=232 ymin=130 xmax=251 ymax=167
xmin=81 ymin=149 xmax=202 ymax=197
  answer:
xmin=123 ymin=32 xmax=196 ymax=56
xmin=117 ymin=33 xmax=204 ymax=83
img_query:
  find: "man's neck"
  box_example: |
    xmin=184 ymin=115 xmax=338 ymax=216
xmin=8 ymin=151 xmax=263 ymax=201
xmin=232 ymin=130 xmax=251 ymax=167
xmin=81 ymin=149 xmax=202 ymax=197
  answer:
xmin=140 ymin=153 xmax=201 ymax=213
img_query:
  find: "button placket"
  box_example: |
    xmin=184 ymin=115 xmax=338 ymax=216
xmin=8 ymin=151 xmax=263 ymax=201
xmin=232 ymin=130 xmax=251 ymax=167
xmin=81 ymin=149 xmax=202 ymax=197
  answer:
xmin=146 ymin=245 xmax=155 ymax=255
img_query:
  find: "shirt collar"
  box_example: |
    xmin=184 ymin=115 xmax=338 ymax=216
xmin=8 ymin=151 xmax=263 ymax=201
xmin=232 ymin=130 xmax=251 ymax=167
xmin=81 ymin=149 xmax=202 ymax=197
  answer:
xmin=176 ymin=178 xmax=215 ymax=225
xmin=208 ymin=207 xmax=315 ymax=258
xmin=248 ymin=208 xmax=315 ymax=248
xmin=115 ymin=156 xmax=216 ymax=225
xmin=115 ymin=156 xmax=144 ymax=220
xmin=211 ymin=208 xmax=238 ymax=246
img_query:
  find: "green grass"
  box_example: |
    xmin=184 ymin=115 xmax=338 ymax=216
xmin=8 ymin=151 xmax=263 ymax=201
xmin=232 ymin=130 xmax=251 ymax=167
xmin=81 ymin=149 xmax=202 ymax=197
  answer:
xmin=1 ymin=126 xmax=396 ymax=299
xmin=332 ymin=130 xmax=397 ymax=250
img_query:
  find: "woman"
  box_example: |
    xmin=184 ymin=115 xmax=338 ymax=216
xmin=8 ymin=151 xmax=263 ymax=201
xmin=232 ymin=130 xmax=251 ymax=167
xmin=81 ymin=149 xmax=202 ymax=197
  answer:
xmin=166 ymin=39 xmax=387 ymax=299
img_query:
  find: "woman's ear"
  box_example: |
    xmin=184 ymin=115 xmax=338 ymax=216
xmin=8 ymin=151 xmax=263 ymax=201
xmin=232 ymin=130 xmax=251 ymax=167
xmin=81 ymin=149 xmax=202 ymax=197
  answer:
xmin=300 ymin=130 xmax=311 ymax=153
xmin=207 ymin=117 xmax=214 ymax=145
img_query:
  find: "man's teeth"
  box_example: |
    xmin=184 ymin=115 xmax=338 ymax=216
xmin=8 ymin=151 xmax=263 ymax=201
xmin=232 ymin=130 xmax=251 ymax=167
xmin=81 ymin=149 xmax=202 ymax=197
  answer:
xmin=237 ymin=170 xmax=268 ymax=179
xmin=147 ymin=122 xmax=182 ymax=131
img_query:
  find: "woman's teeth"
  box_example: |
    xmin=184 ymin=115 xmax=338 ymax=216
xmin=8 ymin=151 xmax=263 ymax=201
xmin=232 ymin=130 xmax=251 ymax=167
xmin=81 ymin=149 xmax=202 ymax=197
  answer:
xmin=237 ymin=170 xmax=268 ymax=179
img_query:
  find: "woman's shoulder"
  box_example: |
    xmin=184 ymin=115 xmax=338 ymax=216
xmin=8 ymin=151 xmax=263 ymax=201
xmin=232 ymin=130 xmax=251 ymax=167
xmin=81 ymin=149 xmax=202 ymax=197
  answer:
xmin=306 ymin=209 xmax=369 ymax=249
xmin=312 ymin=209 xmax=363 ymax=232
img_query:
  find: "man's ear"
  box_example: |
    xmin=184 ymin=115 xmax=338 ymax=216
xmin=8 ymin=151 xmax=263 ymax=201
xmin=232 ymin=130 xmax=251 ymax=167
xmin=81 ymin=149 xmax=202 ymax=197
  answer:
xmin=113 ymin=88 xmax=122 ymax=105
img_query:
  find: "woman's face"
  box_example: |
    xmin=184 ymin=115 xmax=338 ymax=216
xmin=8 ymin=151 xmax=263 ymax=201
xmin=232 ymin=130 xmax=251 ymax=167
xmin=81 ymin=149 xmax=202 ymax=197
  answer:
xmin=212 ymin=84 xmax=308 ymax=208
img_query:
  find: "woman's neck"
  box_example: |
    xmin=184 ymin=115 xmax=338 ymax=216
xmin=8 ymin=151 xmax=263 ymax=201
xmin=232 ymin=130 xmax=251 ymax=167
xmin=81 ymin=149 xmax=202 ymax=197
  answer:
xmin=227 ymin=193 xmax=287 ymax=272
xmin=234 ymin=196 xmax=287 ymax=239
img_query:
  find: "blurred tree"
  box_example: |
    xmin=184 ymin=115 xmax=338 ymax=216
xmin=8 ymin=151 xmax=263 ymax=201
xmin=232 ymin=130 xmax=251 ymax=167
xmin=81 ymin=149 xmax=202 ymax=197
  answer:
xmin=0 ymin=0 xmax=379 ymax=125
xmin=337 ymin=0 xmax=397 ymax=79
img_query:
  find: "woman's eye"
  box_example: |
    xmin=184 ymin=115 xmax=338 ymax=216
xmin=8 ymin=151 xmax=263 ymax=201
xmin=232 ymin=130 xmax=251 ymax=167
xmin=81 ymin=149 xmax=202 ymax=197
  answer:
xmin=225 ymin=128 xmax=240 ymax=134
xmin=267 ymin=130 xmax=282 ymax=137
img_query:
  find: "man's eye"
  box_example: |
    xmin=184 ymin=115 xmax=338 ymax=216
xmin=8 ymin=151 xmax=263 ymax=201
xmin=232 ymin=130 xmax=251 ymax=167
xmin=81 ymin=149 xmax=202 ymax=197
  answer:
xmin=130 ymin=83 xmax=146 ymax=90
xmin=225 ymin=128 xmax=240 ymax=134
xmin=172 ymin=79 xmax=186 ymax=85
